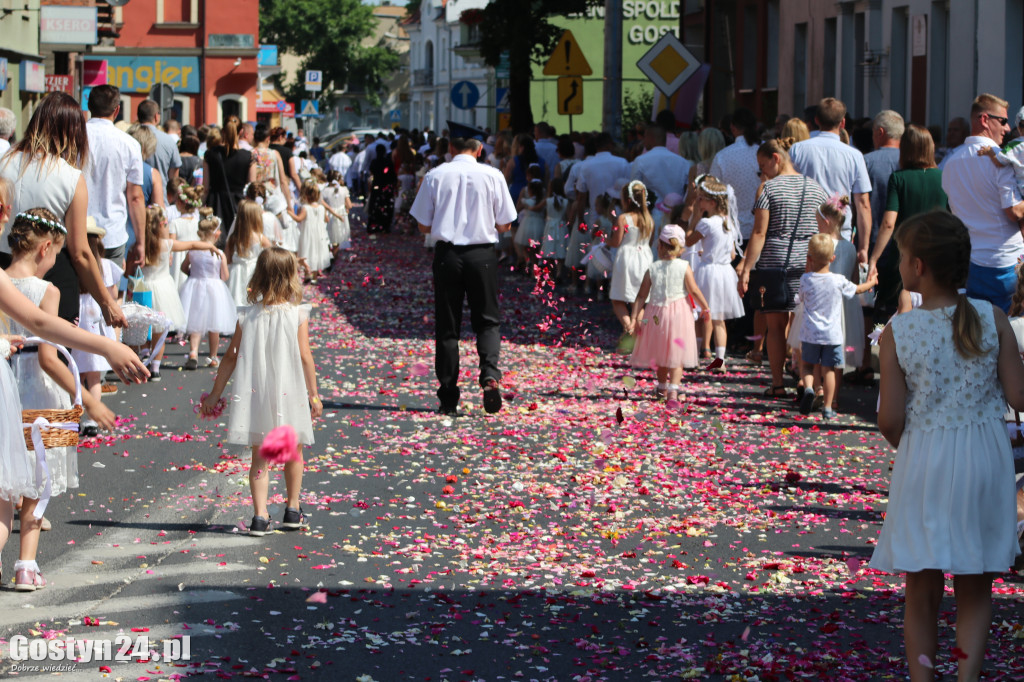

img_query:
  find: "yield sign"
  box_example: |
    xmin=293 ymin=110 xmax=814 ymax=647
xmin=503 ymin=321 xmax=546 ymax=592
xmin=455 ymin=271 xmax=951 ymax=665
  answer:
xmin=542 ymin=30 xmax=592 ymax=76
xmin=636 ymin=33 xmax=701 ymax=96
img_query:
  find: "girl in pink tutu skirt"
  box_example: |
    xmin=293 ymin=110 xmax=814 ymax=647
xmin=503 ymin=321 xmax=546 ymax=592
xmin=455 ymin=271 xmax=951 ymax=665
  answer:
xmin=628 ymin=224 xmax=712 ymax=401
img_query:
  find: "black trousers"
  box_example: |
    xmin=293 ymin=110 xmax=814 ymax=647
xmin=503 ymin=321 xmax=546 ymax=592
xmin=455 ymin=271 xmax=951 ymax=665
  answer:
xmin=432 ymin=241 xmax=501 ymax=406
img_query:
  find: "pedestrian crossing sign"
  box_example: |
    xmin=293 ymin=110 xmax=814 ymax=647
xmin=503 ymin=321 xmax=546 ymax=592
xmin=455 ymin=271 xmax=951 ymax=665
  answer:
xmin=299 ymin=99 xmax=320 ymax=118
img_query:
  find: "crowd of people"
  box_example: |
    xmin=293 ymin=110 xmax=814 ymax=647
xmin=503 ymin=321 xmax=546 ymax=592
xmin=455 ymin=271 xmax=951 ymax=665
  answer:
xmin=1 ymin=84 xmax=1024 ymax=681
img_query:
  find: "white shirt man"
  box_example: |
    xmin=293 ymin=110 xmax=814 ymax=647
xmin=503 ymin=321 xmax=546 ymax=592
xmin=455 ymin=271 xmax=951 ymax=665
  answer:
xmin=575 ymin=140 xmax=629 ymax=220
xmin=710 ymin=135 xmax=760 ymax=242
xmin=942 ymin=94 xmax=1024 ymax=311
xmin=329 ymin=148 xmax=352 ymax=177
xmin=410 ymin=139 xmax=517 ymax=415
xmin=629 ymin=126 xmax=690 ymax=211
xmin=86 ymin=117 xmax=145 ymax=256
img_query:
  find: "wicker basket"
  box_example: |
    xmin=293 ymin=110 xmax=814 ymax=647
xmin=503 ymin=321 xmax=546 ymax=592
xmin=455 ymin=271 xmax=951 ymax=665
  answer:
xmin=21 ymin=338 xmax=83 ymax=449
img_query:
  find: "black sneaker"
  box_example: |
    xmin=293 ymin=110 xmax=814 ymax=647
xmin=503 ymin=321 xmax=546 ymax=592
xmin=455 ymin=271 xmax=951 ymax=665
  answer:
xmin=438 ymin=402 xmax=458 ymax=416
xmin=249 ymin=515 xmax=271 ymax=537
xmin=184 ymin=357 xmax=199 ymax=370
xmin=799 ymin=389 xmax=815 ymax=415
xmin=149 ymin=370 xmax=162 ymax=382
xmin=482 ymin=379 xmax=502 ymax=414
xmin=281 ymin=507 xmax=308 ymax=529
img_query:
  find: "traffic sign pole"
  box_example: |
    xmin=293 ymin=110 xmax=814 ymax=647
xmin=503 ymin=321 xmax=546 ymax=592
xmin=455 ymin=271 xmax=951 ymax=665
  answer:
xmin=603 ymin=0 xmax=622 ymax=144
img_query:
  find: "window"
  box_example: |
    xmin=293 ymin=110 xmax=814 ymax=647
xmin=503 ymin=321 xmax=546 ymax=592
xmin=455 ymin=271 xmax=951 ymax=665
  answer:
xmin=157 ymin=0 xmax=197 ymax=24
xmin=172 ymin=95 xmax=190 ymax=125
xmin=765 ymin=0 xmax=779 ymax=89
xmin=929 ymin=1 xmax=948 ymax=129
xmin=741 ymin=4 xmax=757 ymax=91
xmin=116 ymin=95 xmax=132 ymax=123
xmin=794 ymin=23 xmax=807 ymax=115
xmin=890 ymin=8 xmax=908 ymax=115
xmin=217 ymin=94 xmax=246 ymax=126
xmin=824 ymin=18 xmax=837 ymax=97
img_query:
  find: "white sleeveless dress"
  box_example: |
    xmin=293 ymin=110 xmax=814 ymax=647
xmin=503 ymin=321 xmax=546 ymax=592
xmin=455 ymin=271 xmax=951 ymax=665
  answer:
xmin=0 ymin=152 xmax=80 ymax=251
xmin=297 ymin=203 xmax=331 ymax=271
xmin=179 ymin=250 xmax=238 ymax=334
xmin=323 ymin=184 xmax=351 ymax=248
xmin=540 ymin=196 xmax=568 ymax=260
xmin=609 ymin=215 xmax=653 ymax=303
xmin=8 ymin=277 xmax=78 ymax=495
xmin=141 ymin=239 xmax=187 ymax=331
xmin=694 ymin=216 xmax=744 ymax=320
xmin=227 ymin=240 xmax=263 ymax=307
xmin=0 ymin=336 xmax=36 ymax=502
xmin=169 ymin=213 xmax=200 ymax=289
xmin=870 ymin=300 xmax=1020 ymax=573
xmin=227 ymin=303 xmax=314 ymax=446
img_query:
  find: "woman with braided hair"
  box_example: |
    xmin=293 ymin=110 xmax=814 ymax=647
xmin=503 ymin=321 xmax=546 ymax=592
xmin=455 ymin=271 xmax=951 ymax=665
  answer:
xmin=873 ymin=211 xmax=1024 ymax=682
xmin=608 ymin=179 xmax=654 ymax=351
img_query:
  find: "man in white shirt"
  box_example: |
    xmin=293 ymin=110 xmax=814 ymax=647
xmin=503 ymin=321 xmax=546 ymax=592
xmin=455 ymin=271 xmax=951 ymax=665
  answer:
xmin=941 ymin=93 xmax=1024 ymax=311
xmin=575 ymin=133 xmax=629 ymax=222
xmin=0 ymin=107 xmax=14 ymax=157
xmin=328 ymin=144 xmax=352 ymax=177
xmin=86 ymin=85 xmax=147 ymax=272
xmin=137 ymin=100 xmax=181 ymax=186
xmin=710 ymin=108 xmax=762 ymax=243
xmin=790 ymin=97 xmax=873 ymax=261
xmin=629 ymin=123 xmax=690 ymax=210
xmin=534 ymin=122 xmax=560 ymax=181
xmin=411 ymin=136 xmax=517 ymax=416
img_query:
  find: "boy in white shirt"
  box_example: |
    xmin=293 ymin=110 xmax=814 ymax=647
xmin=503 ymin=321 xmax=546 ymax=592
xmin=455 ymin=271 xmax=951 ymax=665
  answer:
xmin=799 ymin=233 xmax=877 ymax=419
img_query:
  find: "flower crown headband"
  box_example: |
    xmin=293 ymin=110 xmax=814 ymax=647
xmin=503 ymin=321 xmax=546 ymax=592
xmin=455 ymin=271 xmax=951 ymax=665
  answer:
xmin=242 ymin=183 xmax=265 ymax=206
xmin=626 ymin=179 xmax=646 ymax=207
xmin=16 ymin=212 xmax=67 ymax=235
xmin=694 ymin=174 xmax=729 ymax=196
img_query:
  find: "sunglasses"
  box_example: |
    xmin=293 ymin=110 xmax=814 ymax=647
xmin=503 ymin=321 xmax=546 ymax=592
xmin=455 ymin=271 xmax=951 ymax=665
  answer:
xmin=984 ymin=113 xmax=1009 ymax=126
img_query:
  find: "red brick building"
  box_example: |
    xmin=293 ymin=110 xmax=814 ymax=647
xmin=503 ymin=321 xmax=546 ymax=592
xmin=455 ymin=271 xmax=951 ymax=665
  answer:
xmin=81 ymin=0 xmax=259 ymax=126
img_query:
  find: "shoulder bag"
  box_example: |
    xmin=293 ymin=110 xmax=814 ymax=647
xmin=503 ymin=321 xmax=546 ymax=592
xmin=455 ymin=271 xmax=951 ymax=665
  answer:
xmin=748 ymin=177 xmax=808 ymax=311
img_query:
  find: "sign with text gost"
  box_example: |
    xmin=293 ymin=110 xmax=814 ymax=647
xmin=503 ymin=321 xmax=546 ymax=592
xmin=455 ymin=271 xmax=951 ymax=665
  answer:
xmin=543 ymin=30 xmax=592 ymax=76
xmin=305 ymin=70 xmax=322 ymax=92
xmin=636 ymin=32 xmax=701 ymax=96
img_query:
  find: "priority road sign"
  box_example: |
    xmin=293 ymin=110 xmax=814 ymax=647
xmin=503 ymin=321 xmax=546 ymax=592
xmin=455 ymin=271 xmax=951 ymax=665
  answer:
xmin=557 ymin=76 xmax=583 ymax=115
xmin=304 ymin=70 xmax=322 ymax=92
xmin=450 ymin=80 xmax=480 ymax=110
xmin=636 ymin=33 xmax=701 ymax=96
xmin=543 ymin=30 xmax=592 ymax=76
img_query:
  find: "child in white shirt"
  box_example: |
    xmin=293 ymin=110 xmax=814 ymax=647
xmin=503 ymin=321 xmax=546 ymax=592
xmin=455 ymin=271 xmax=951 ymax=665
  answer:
xmin=798 ymin=233 xmax=877 ymax=420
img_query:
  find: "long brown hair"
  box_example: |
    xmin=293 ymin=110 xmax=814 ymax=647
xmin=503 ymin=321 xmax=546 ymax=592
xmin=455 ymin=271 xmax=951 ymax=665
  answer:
xmin=621 ymin=180 xmax=654 ymax=243
xmin=221 ymin=119 xmax=239 ymax=152
xmin=894 ymin=211 xmax=987 ymax=358
xmin=3 ymin=92 xmax=89 ymax=174
xmin=144 ymin=205 xmax=167 ymax=266
xmin=227 ymin=199 xmax=263 ymax=259
xmin=247 ymin=247 xmax=301 ymax=305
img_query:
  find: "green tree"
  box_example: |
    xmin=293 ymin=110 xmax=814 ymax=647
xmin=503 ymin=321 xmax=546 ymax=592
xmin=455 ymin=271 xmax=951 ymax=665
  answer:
xmin=477 ymin=0 xmax=600 ymax=133
xmin=260 ymin=0 xmax=400 ymax=106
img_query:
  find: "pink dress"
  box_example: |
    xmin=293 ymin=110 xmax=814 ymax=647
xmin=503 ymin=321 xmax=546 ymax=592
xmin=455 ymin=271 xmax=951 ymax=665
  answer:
xmin=631 ymin=258 xmax=698 ymax=370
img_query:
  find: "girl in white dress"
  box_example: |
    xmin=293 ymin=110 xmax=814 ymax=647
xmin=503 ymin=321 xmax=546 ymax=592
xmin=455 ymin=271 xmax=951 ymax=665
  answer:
xmin=3 ymin=209 xmax=120 ymax=590
xmin=513 ymin=169 xmax=546 ymax=271
xmin=322 ymin=171 xmax=352 ymax=252
xmin=0 ymin=188 xmax=148 ymax=590
xmin=608 ymin=180 xmax=654 ymax=346
xmin=873 ymin=212 xmax=1024 ymax=682
xmin=200 ymin=247 xmax=322 ymax=536
xmin=70 ymin=221 xmax=121 ymax=436
xmin=685 ymin=175 xmax=745 ymax=367
xmin=140 ymin=205 xmax=217 ymax=379
xmin=180 ymin=214 xmax=237 ymax=369
xmin=168 ymin=187 xmax=205 ymax=289
xmin=539 ymin=177 xmax=569 ymax=278
xmin=289 ymin=180 xmax=338 ymax=280
xmin=241 ymin=182 xmax=284 ymax=248
xmin=227 ymin=200 xmax=273 ymax=307
xmin=163 ymin=177 xmax=183 ymax=224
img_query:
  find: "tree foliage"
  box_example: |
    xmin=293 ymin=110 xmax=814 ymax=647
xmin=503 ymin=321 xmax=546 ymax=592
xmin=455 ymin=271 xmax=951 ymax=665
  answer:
xmin=259 ymin=0 xmax=400 ymax=106
xmin=477 ymin=0 xmax=600 ymax=133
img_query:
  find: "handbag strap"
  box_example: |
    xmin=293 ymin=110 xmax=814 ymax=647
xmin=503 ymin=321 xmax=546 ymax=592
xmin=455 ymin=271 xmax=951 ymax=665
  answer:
xmin=781 ymin=177 xmax=809 ymax=270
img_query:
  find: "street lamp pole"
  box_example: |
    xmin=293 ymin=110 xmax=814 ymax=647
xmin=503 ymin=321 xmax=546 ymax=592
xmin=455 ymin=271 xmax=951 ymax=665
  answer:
xmin=602 ymin=0 xmax=622 ymax=143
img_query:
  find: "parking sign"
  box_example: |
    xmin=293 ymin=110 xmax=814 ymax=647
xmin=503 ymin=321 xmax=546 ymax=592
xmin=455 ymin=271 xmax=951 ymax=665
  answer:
xmin=305 ymin=70 xmax=322 ymax=92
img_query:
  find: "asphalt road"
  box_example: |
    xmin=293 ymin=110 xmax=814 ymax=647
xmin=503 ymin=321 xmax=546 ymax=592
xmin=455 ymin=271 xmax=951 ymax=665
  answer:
xmin=0 ymin=221 xmax=1021 ymax=682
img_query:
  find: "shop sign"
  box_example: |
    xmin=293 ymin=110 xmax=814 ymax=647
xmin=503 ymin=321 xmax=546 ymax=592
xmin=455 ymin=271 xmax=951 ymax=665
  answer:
xmin=0 ymin=58 xmax=7 ymax=92
xmin=45 ymin=75 xmax=72 ymax=94
xmin=84 ymin=57 xmax=199 ymax=94
xmin=20 ymin=62 xmax=45 ymax=93
xmin=40 ymin=6 xmax=98 ymax=45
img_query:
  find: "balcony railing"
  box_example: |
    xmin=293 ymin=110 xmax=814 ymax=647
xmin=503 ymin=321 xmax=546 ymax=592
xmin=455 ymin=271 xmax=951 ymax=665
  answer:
xmin=413 ymin=69 xmax=433 ymax=87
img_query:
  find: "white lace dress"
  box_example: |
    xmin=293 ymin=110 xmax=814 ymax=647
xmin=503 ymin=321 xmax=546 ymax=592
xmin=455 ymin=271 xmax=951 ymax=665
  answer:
xmin=694 ymin=216 xmax=744 ymax=320
xmin=540 ymin=196 xmax=568 ymax=260
xmin=141 ymin=239 xmax=187 ymax=331
xmin=227 ymin=240 xmax=263 ymax=308
xmin=609 ymin=215 xmax=653 ymax=303
xmin=0 ymin=336 xmax=35 ymax=502
xmin=322 ymin=184 xmax=350 ymax=248
xmin=8 ymin=277 xmax=78 ymax=495
xmin=227 ymin=303 xmax=314 ymax=446
xmin=169 ymin=213 xmax=199 ymax=289
xmin=870 ymin=300 xmax=1021 ymax=573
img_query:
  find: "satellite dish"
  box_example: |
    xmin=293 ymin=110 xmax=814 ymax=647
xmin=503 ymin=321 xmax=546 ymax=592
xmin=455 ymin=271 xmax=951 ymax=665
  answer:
xmin=105 ymin=0 xmax=130 ymax=6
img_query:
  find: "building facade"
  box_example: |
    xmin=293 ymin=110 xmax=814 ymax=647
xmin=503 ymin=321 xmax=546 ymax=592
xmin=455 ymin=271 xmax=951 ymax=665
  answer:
xmin=0 ymin=0 xmax=44 ymax=137
xmin=82 ymin=0 xmax=259 ymax=127
xmin=406 ymin=0 xmax=494 ymax=133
